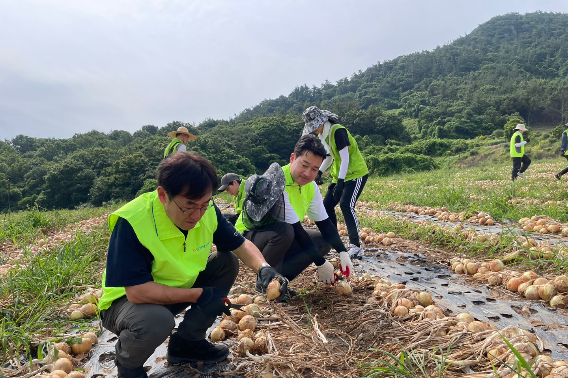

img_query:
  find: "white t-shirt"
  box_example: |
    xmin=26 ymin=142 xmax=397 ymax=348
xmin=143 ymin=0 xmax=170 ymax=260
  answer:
xmin=283 ymin=182 xmax=328 ymax=224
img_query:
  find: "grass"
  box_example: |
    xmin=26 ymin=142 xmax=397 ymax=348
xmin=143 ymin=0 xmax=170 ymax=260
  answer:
xmin=360 ymin=157 xmax=568 ymax=223
xmin=0 ymin=218 xmax=109 ymax=366
xmin=0 ymin=204 xmax=118 ymax=246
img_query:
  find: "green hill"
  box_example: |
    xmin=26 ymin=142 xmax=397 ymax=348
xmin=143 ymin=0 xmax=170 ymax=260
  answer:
xmin=1 ymin=12 xmax=568 ymax=212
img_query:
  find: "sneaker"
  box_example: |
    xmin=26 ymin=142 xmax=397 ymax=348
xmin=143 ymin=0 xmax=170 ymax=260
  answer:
xmin=517 ymin=172 xmax=524 ymax=178
xmin=348 ymin=244 xmax=364 ymax=259
xmin=116 ymin=360 xmax=148 ymax=378
xmin=555 ymin=173 xmax=561 ymax=180
xmin=167 ymin=334 xmax=229 ymax=364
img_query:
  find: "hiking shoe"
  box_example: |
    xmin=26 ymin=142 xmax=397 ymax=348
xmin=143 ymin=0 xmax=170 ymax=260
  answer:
xmin=116 ymin=360 xmax=148 ymax=378
xmin=517 ymin=172 xmax=524 ymax=178
xmin=167 ymin=334 xmax=229 ymax=364
xmin=348 ymin=244 xmax=364 ymax=259
xmin=556 ymin=173 xmax=561 ymax=180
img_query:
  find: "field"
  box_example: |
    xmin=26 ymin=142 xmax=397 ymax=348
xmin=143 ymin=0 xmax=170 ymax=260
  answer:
xmin=1 ymin=157 xmax=568 ymax=378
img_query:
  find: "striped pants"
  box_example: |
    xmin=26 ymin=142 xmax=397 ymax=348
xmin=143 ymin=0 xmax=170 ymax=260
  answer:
xmin=323 ymin=175 xmax=368 ymax=247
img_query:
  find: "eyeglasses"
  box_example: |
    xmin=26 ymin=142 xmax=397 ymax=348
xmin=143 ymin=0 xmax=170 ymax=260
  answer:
xmin=172 ymin=197 xmax=212 ymax=215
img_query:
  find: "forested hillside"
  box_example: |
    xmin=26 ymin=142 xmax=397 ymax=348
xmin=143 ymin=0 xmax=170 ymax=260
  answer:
xmin=1 ymin=12 xmax=568 ymax=212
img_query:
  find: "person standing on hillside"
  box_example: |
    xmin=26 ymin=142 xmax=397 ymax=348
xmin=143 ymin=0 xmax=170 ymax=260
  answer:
xmin=97 ymin=152 xmax=286 ymax=378
xmin=163 ymin=126 xmax=197 ymax=158
xmin=217 ymin=173 xmax=245 ymax=225
xmin=555 ymin=122 xmax=568 ymax=180
xmin=510 ymin=123 xmax=531 ymax=181
xmin=302 ymin=106 xmax=369 ymax=258
xmin=234 ymin=136 xmax=357 ymax=295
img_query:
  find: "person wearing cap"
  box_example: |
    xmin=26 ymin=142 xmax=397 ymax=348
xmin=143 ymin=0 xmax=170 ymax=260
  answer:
xmin=163 ymin=126 xmax=197 ymax=158
xmin=302 ymin=106 xmax=369 ymax=258
xmin=97 ymin=152 xmax=286 ymax=378
xmin=510 ymin=123 xmax=531 ymax=181
xmin=217 ymin=173 xmax=245 ymax=225
xmin=235 ymin=135 xmax=357 ymax=293
xmin=555 ymin=123 xmax=568 ymax=180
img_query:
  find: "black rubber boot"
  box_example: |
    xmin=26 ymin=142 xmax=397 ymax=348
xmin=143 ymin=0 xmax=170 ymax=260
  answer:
xmin=116 ymin=360 xmax=148 ymax=378
xmin=166 ymin=333 xmax=229 ymax=364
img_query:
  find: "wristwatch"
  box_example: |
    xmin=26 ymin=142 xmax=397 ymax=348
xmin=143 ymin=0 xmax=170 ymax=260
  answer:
xmin=258 ymin=262 xmax=271 ymax=274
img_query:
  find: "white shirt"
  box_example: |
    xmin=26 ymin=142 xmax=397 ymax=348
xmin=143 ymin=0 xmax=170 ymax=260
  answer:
xmin=282 ymin=182 xmax=329 ymax=224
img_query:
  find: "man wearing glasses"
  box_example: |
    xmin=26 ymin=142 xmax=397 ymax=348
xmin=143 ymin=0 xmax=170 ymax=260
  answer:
xmin=97 ymin=152 xmax=286 ymax=378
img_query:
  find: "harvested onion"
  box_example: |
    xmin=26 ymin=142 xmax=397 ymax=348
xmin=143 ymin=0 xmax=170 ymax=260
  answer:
xmin=210 ymin=326 xmax=226 ymax=342
xmin=266 ymin=280 xmax=281 ymax=300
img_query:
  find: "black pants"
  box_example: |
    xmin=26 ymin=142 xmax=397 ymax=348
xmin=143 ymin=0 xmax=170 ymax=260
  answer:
xmin=244 ymin=225 xmax=331 ymax=281
xmin=323 ymin=175 xmax=368 ymax=247
xmin=512 ymin=155 xmax=531 ymax=180
xmin=100 ymin=251 xmax=239 ymax=369
xmin=557 ymin=155 xmax=568 ymax=177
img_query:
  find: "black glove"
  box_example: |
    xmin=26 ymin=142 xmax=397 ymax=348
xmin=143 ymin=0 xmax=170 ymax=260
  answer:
xmin=525 ymin=137 xmax=530 ymax=143
xmin=195 ymin=287 xmax=231 ymax=318
xmin=315 ymin=171 xmax=323 ymax=185
xmin=333 ymin=179 xmax=344 ymax=202
xmin=257 ymin=265 xmax=288 ymax=296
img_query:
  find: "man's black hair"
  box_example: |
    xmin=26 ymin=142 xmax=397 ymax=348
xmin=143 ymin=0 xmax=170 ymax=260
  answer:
xmin=293 ymin=134 xmax=327 ymax=160
xmin=158 ymin=151 xmax=217 ymax=200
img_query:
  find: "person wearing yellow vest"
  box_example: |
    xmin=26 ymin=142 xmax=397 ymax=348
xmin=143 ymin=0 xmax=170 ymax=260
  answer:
xmin=302 ymin=106 xmax=369 ymax=259
xmin=163 ymin=126 xmax=197 ymax=158
xmin=235 ymin=136 xmax=357 ymax=293
xmin=510 ymin=123 xmax=531 ymax=181
xmin=217 ymin=172 xmax=245 ymax=225
xmin=555 ymin=123 xmax=568 ymax=180
xmin=98 ymin=152 xmax=286 ymax=378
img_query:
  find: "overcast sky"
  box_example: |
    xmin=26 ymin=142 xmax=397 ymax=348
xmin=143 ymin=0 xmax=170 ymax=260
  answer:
xmin=1 ymin=0 xmax=568 ymax=140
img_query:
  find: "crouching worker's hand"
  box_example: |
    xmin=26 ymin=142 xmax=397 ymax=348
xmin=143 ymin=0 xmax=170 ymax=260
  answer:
xmin=195 ymin=287 xmax=231 ymax=317
xmin=257 ymin=264 xmax=288 ymax=296
xmin=339 ymin=252 xmax=354 ymax=278
xmin=317 ymin=260 xmax=336 ymax=285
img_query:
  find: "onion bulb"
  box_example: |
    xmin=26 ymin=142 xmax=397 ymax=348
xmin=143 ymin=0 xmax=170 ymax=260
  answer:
xmin=67 ymin=372 xmax=86 ymax=378
xmin=487 ymin=274 xmax=502 ymax=286
xmin=507 ymin=277 xmax=522 ymax=291
xmin=489 ymin=259 xmax=504 ymax=272
xmin=237 ymin=294 xmax=253 ymax=305
xmin=533 ymin=277 xmax=548 ymax=286
xmin=53 ymin=358 xmax=73 ymax=374
xmin=521 ymin=270 xmax=538 ymax=282
xmin=219 ymin=319 xmax=238 ymax=335
xmin=237 ymin=329 xmax=254 ymax=341
xmin=335 ymin=281 xmax=353 ymax=296
xmin=80 ymin=303 xmax=97 ymax=318
xmin=554 ymin=275 xmax=568 ymax=293
xmin=70 ymin=338 xmax=92 ymax=355
xmin=396 ymin=298 xmax=414 ymax=309
xmin=416 ymin=292 xmax=433 ymax=307
xmin=266 ymin=280 xmax=282 ymax=300
xmin=538 ymin=283 xmax=557 ymax=301
xmin=254 ymin=336 xmax=269 ymax=354
xmin=236 ymin=337 xmax=254 ymax=356
xmin=210 ymin=326 xmax=226 ymax=342
xmin=518 ymin=280 xmax=534 ymax=295
xmin=50 ymin=370 xmax=68 ymax=378
xmin=386 ymin=232 xmax=396 ymax=238
xmin=56 ymin=343 xmax=71 ymax=355
xmin=524 ymin=285 xmax=540 ymax=300
xmin=465 ymin=262 xmax=479 ymax=275
xmin=230 ymin=309 xmax=247 ymax=323
xmin=238 ymin=315 xmax=257 ymax=331
xmin=69 ymin=311 xmax=83 ymax=321
xmin=82 ymin=332 xmax=98 ymax=345
xmin=455 ymin=312 xmax=475 ymax=324
xmin=393 ymin=306 xmax=409 ymax=317
xmin=550 ymin=294 xmax=566 ymax=308
xmin=467 ymin=321 xmax=488 ymax=333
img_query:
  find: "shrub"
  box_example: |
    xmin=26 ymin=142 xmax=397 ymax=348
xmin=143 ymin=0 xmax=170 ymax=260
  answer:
xmin=365 ymin=153 xmax=437 ymax=176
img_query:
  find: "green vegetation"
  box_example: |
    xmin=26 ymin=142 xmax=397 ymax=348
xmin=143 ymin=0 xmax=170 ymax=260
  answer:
xmin=2 ymin=12 xmax=568 ymax=213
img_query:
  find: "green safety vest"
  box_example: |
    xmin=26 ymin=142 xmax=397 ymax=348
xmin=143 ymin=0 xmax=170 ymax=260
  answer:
xmin=325 ymin=125 xmax=369 ymax=183
xmin=164 ymin=139 xmax=183 ymax=158
xmin=98 ymin=190 xmax=217 ymax=310
xmin=234 ymin=181 xmax=246 ymax=214
xmin=234 ymin=164 xmax=316 ymax=233
xmin=510 ymin=131 xmax=524 ymax=157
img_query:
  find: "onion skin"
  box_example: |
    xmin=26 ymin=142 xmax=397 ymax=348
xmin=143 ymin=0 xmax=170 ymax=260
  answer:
xmin=521 ymin=270 xmax=538 ymax=282
xmin=266 ymin=280 xmax=281 ymax=301
xmin=236 ymin=337 xmax=254 ymax=356
xmin=533 ymin=277 xmax=548 ymax=286
xmin=70 ymin=338 xmax=92 ymax=355
xmin=550 ymin=294 xmax=566 ymax=308
xmin=489 ymin=259 xmax=505 ymax=272
xmin=210 ymin=326 xmax=226 ymax=342
xmin=53 ymin=358 xmax=73 ymax=374
xmin=538 ymin=283 xmax=557 ymax=301
xmin=507 ymin=277 xmax=522 ymax=291
xmin=554 ymin=275 xmax=568 ymax=293
xmin=455 ymin=312 xmax=475 ymax=324
xmin=524 ymin=285 xmax=540 ymax=300
xmin=393 ymin=306 xmax=409 ymax=317
xmin=67 ymin=373 xmax=86 ymax=378
xmin=238 ymin=315 xmax=257 ymax=332
xmin=416 ymin=292 xmax=433 ymax=307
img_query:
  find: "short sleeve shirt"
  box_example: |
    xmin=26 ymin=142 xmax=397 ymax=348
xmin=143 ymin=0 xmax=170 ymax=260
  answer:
xmin=334 ymin=128 xmax=350 ymax=151
xmin=104 ymin=204 xmax=245 ymax=288
xmin=283 ymin=182 xmax=328 ymax=224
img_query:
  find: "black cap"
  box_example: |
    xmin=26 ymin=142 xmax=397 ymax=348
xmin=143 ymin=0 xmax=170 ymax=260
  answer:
xmin=218 ymin=173 xmax=240 ymax=192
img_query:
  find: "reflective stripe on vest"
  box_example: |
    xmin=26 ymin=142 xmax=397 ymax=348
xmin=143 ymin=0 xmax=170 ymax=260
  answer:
xmin=510 ymin=131 xmax=524 ymax=157
xmin=326 ymin=125 xmax=369 ymax=183
xmin=164 ymin=139 xmax=182 ymax=158
xmin=98 ymin=191 xmax=217 ymax=310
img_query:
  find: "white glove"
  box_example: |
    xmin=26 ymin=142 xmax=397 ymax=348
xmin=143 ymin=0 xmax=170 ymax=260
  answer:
xmin=339 ymin=252 xmax=354 ymax=278
xmin=316 ymin=261 xmax=336 ymax=285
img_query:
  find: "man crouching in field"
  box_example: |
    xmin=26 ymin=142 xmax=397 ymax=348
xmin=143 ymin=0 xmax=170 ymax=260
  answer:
xmin=97 ymin=152 xmax=286 ymax=378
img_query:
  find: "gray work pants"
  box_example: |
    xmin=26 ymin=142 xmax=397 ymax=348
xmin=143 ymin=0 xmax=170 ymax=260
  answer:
xmin=100 ymin=251 xmax=239 ymax=369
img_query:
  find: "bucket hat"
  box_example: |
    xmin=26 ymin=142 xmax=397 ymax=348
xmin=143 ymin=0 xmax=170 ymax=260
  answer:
xmin=514 ymin=124 xmax=528 ymax=132
xmin=302 ymin=106 xmax=339 ymax=135
xmin=243 ymin=163 xmax=285 ymax=222
xmin=167 ymin=126 xmax=197 ymax=140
